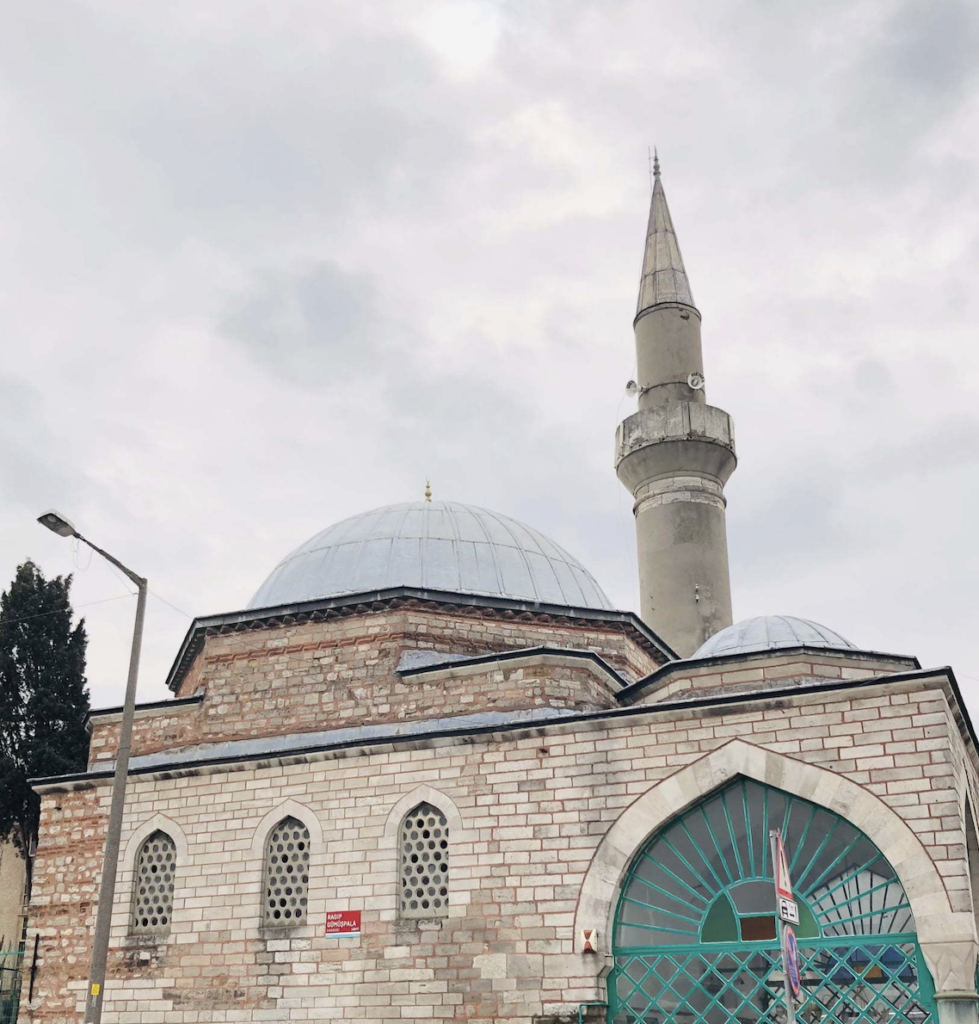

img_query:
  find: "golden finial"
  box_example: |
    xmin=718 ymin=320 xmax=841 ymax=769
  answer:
xmin=424 ymin=479 xmax=432 ymax=502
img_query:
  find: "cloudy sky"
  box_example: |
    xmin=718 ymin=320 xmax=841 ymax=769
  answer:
xmin=2 ymin=0 xmax=977 ymax=711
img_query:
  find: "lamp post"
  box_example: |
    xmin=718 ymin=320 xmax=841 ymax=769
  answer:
xmin=37 ymin=510 xmax=147 ymax=1024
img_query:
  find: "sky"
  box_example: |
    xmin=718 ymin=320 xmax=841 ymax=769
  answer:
xmin=1 ymin=0 xmax=977 ymax=712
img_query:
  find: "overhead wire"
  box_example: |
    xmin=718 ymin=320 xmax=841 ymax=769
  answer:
xmin=0 ymin=593 xmax=135 ymax=628
xmin=0 ymin=587 xmax=193 ymax=628
xmin=70 ymin=536 xmax=93 ymax=573
xmin=149 ymin=590 xmax=192 ymax=619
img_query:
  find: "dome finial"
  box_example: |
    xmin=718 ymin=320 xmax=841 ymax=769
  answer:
xmin=424 ymin=479 xmax=432 ymax=502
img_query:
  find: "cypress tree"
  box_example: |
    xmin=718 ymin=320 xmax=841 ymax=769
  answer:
xmin=0 ymin=560 xmax=89 ymax=865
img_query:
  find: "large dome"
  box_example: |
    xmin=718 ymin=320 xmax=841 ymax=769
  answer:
xmin=693 ymin=615 xmax=856 ymax=659
xmin=248 ymin=500 xmax=614 ymax=611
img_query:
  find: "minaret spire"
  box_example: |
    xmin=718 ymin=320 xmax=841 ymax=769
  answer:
xmin=637 ymin=153 xmax=695 ymax=316
xmin=615 ymin=157 xmax=737 ymax=656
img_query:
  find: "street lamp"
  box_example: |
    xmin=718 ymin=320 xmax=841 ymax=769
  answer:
xmin=37 ymin=510 xmax=147 ymax=1024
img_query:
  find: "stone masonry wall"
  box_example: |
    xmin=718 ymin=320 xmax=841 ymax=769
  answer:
xmin=89 ymin=656 xmax=622 ymax=768
xmin=24 ymin=675 xmax=973 ymax=1024
xmin=89 ymin=609 xmax=658 ymax=768
xmin=630 ymin=650 xmax=918 ymax=705
xmin=174 ymin=606 xmax=660 ymax=702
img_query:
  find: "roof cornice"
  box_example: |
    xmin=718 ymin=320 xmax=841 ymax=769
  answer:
xmin=398 ymin=645 xmax=627 ymax=689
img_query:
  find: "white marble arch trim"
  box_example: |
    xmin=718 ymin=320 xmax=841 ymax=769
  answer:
xmin=112 ymin=813 xmax=189 ymax=939
xmin=245 ymin=799 xmax=325 ymax=934
xmin=573 ymin=738 xmax=975 ymax=986
xmin=383 ymin=784 xmax=469 ymax=919
xmin=248 ymin=798 xmax=325 ymax=860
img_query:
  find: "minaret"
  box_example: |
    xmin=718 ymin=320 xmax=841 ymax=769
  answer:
xmin=615 ymin=155 xmax=737 ymax=656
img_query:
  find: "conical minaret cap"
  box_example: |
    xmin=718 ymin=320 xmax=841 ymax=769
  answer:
xmin=636 ymin=154 xmax=696 ymax=317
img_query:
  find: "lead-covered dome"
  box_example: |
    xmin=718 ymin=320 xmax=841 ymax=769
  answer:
xmin=248 ymin=500 xmax=614 ymax=611
xmin=693 ymin=615 xmax=856 ymax=659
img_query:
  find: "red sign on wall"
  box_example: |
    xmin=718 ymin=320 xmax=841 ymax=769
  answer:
xmin=325 ymin=910 xmax=361 ymax=937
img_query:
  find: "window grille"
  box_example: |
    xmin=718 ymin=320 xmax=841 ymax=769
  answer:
xmin=400 ymin=803 xmax=449 ymax=918
xmin=131 ymin=831 xmax=176 ymax=936
xmin=264 ymin=817 xmax=310 ymax=926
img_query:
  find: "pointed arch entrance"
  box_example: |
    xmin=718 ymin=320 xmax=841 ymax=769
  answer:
xmin=609 ymin=777 xmax=937 ymax=1024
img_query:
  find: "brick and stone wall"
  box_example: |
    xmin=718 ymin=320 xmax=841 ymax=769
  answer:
xmin=23 ymin=667 xmax=977 ymax=1024
xmin=626 ymin=649 xmax=919 ymax=705
xmin=89 ymin=607 xmax=659 ymax=768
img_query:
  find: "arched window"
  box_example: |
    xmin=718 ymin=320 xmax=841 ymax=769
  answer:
xmin=609 ymin=777 xmax=936 ymax=1024
xmin=400 ymin=803 xmax=449 ymax=919
xmin=131 ymin=831 xmax=176 ymax=937
xmin=264 ymin=817 xmax=310 ymax=926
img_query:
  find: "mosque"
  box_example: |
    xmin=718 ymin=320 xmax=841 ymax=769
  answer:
xmin=21 ymin=164 xmax=979 ymax=1024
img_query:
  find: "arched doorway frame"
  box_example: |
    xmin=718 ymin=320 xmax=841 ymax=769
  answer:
xmin=574 ymin=740 xmax=977 ymax=1004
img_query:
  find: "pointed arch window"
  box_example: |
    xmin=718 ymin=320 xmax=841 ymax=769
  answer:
xmin=609 ymin=777 xmax=935 ymax=1024
xmin=400 ymin=803 xmax=449 ymax=919
xmin=264 ymin=817 xmax=310 ymax=926
xmin=131 ymin=831 xmax=176 ymax=936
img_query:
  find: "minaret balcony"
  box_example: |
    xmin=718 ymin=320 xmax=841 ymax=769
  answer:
xmin=615 ymin=401 xmax=737 ymax=492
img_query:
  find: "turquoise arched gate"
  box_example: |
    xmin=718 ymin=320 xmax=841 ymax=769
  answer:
xmin=609 ymin=778 xmax=937 ymax=1024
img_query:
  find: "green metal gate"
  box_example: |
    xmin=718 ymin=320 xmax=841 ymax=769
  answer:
xmin=0 ymin=950 xmax=23 ymax=1024
xmin=609 ymin=778 xmax=938 ymax=1024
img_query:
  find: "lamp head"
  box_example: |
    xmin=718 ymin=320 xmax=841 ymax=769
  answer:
xmin=37 ymin=510 xmax=78 ymax=538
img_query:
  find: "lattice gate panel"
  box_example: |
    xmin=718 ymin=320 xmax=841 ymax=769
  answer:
xmin=611 ymin=938 xmax=934 ymax=1024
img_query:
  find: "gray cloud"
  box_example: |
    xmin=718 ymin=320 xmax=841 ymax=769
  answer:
xmin=0 ymin=0 xmax=976 ymax=711
xmin=222 ymin=263 xmax=386 ymax=382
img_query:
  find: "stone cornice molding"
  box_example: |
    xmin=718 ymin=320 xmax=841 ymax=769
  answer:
xmin=398 ymin=646 xmax=625 ymax=692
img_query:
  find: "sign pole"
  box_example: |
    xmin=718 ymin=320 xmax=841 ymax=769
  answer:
xmin=770 ymin=829 xmax=799 ymax=1024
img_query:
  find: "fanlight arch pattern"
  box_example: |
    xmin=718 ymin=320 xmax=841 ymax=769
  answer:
xmin=610 ymin=777 xmax=936 ymax=1024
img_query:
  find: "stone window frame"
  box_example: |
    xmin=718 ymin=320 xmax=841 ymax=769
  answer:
xmin=385 ymin=785 xmax=467 ymax=923
xmin=130 ymin=830 xmax=177 ymax=937
xmin=120 ymin=814 xmax=189 ymax=946
xmin=250 ymin=800 xmax=323 ymax=936
xmin=399 ymin=802 xmax=450 ymax=919
xmin=262 ymin=816 xmax=311 ymax=928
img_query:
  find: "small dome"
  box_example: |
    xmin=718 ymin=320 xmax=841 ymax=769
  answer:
xmin=248 ymin=500 xmax=614 ymax=611
xmin=693 ymin=615 xmax=856 ymax=659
